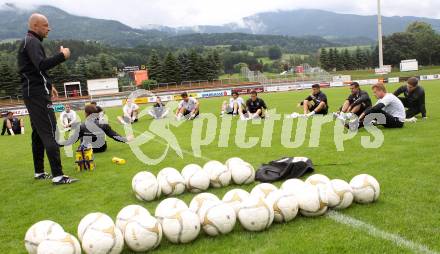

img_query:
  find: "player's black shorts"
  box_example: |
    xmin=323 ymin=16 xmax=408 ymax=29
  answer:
xmin=354 ymin=103 xmax=369 ymax=116
xmin=12 ymin=127 xmax=21 ymax=135
xmin=227 ymin=108 xmax=247 ymax=115
xmin=183 ymin=109 xmax=200 ymax=117
xmin=309 ymin=104 xmax=328 ymax=115
xmin=248 ymin=109 xmax=265 ymax=119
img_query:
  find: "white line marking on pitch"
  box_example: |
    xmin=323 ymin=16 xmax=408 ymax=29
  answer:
xmin=327 ymin=210 xmax=438 ymax=254
xmin=112 ymin=118 xmax=438 ymax=253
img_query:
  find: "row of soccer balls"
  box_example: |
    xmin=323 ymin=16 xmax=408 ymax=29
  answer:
xmin=132 ymin=158 xmax=255 ymax=201
xmin=25 ymin=173 xmax=380 ymax=254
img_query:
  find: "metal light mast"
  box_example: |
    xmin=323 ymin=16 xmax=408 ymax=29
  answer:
xmin=377 ymin=0 xmax=384 ymax=68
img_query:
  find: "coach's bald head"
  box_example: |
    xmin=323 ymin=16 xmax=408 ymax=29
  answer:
xmin=28 ymin=13 xmax=51 ymax=38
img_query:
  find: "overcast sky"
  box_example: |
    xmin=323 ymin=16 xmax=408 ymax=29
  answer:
xmin=1 ymin=0 xmax=439 ymax=28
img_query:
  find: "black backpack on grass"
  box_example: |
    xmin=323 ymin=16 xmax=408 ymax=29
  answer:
xmin=255 ymin=157 xmax=314 ymax=183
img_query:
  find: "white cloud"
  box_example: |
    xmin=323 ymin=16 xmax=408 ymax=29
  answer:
xmin=1 ymin=0 xmax=440 ymax=28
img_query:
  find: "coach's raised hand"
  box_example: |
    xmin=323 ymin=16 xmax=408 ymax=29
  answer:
xmin=60 ymin=46 xmax=71 ymax=59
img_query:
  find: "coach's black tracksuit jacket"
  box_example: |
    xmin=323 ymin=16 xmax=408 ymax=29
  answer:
xmin=17 ymin=31 xmax=66 ymax=177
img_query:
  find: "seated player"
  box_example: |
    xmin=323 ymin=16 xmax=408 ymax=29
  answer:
xmin=149 ymin=97 xmax=169 ymax=119
xmin=393 ymin=77 xmax=427 ymax=121
xmin=291 ymin=84 xmax=328 ymax=118
xmin=176 ymin=92 xmax=200 ymax=120
xmin=69 ymin=104 xmax=133 ymax=153
xmin=1 ymin=112 xmax=24 ymax=136
xmin=118 ymin=99 xmax=139 ymax=125
xmin=334 ymin=82 xmax=372 ymax=122
xmin=59 ymin=104 xmax=78 ymax=131
xmin=244 ymin=91 xmax=267 ymax=120
xmin=221 ymin=91 xmax=246 ymax=117
xmin=90 ymin=101 xmax=106 ymax=124
xmin=358 ymin=83 xmax=405 ymax=129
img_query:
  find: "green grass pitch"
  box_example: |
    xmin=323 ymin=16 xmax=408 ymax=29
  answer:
xmin=1 ymin=81 xmax=439 ymax=253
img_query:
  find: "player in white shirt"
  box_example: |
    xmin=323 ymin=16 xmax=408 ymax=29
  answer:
xmin=358 ymin=83 xmax=405 ymax=129
xmin=118 ymin=99 xmax=139 ymax=125
xmin=60 ymin=104 xmax=78 ymax=130
xmin=176 ymin=92 xmax=200 ymax=120
xmin=221 ymin=91 xmax=246 ymax=117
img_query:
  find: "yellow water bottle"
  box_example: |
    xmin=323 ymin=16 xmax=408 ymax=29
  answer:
xmin=112 ymin=157 xmax=126 ymax=165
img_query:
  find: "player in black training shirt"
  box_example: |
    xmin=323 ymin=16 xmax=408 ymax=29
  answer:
xmin=149 ymin=97 xmax=169 ymax=119
xmin=334 ymin=82 xmax=372 ymax=122
xmin=294 ymin=84 xmax=328 ymax=117
xmin=64 ymin=104 xmax=133 ymax=153
xmin=244 ymin=91 xmax=267 ymax=120
xmin=1 ymin=112 xmax=24 ymax=136
xmin=393 ymin=77 xmax=427 ymax=120
xmin=90 ymin=101 xmax=106 ymax=124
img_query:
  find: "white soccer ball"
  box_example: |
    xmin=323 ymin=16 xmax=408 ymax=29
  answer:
xmin=225 ymin=157 xmax=244 ymax=169
xmin=326 ymin=179 xmax=354 ymax=209
xmin=250 ymin=183 xmax=278 ymax=199
xmin=350 ymin=174 xmax=380 ymax=204
xmin=280 ymin=179 xmax=305 ymax=196
xmin=203 ymin=160 xmax=231 ymax=188
xmin=237 ymin=196 xmax=274 ymax=232
xmin=230 ymin=162 xmax=255 ymax=185
xmin=160 ymin=209 xmax=200 ymax=243
xmin=157 ymin=168 xmax=186 ymax=196
xmin=81 ymin=226 xmax=124 ymax=254
xmin=37 ymin=232 xmax=81 ymax=254
xmin=181 ymin=164 xmax=210 ymax=193
xmin=155 ymin=198 xmax=188 ymax=219
xmin=222 ymin=189 xmax=250 ymax=214
xmin=77 ymin=212 xmax=115 ymax=242
xmin=297 ymin=184 xmax=328 ymax=217
xmin=266 ymin=190 xmax=299 ymax=223
xmin=198 ymin=200 xmax=236 ymax=236
xmin=305 ymin=174 xmax=331 ymax=186
xmin=189 ymin=193 xmax=220 ymax=214
xmin=131 ymin=171 xmax=161 ymax=201
xmin=25 ymin=220 xmax=65 ymax=254
xmin=115 ymin=205 xmax=150 ymax=234
xmin=124 ymin=214 xmax=162 ymax=252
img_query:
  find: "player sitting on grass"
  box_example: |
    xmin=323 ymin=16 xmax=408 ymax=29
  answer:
xmin=244 ymin=91 xmax=267 ymax=120
xmin=71 ymin=104 xmax=133 ymax=153
xmin=358 ymin=83 xmax=405 ymax=129
xmin=221 ymin=91 xmax=246 ymax=117
xmin=90 ymin=101 xmax=106 ymax=124
xmin=60 ymin=104 xmax=78 ymax=131
xmin=1 ymin=112 xmax=24 ymax=136
xmin=176 ymin=92 xmax=200 ymax=120
xmin=393 ymin=77 xmax=427 ymax=122
xmin=291 ymin=84 xmax=328 ymax=118
xmin=118 ymin=99 xmax=139 ymax=125
xmin=149 ymin=97 xmax=169 ymax=119
xmin=334 ymin=82 xmax=372 ymax=122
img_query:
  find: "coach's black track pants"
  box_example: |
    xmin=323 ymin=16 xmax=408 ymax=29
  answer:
xmin=24 ymin=95 xmax=64 ymax=177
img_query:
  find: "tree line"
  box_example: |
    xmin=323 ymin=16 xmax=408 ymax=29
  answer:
xmin=319 ymin=47 xmax=375 ymax=71
xmin=147 ymin=50 xmax=222 ymax=84
xmin=319 ymin=21 xmax=440 ymax=71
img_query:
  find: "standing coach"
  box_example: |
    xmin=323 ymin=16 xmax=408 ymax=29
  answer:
xmin=18 ymin=13 xmax=78 ymax=185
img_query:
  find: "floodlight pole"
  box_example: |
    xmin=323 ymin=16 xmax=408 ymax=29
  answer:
xmin=377 ymin=0 xmax=384 ymax=68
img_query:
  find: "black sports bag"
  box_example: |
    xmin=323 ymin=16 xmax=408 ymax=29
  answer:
xmin=255 ymin=157 xmax=314 ymax=183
